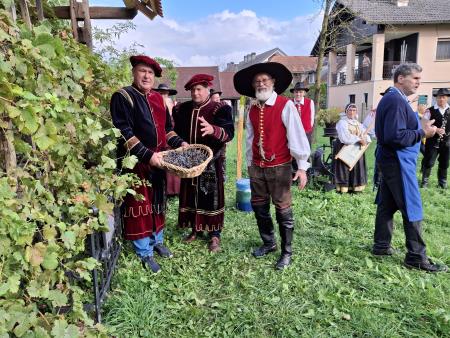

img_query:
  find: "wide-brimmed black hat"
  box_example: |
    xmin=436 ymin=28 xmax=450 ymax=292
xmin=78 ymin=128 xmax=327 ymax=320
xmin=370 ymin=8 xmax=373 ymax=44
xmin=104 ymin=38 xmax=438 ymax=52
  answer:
xmin=210 ymin=88 xmax=222 ymax=96
xmin=433 ymin=88 xmax=450 ymax=97
xmin=380 ymin=87 xmax=392 ymax=96
xmin=154 ymin=83 xmax=177 ymax=96
xmin=233 ymin=62 xmax=293 ymax=98
xmin=289 ymin=81 xmax=309 ymax=93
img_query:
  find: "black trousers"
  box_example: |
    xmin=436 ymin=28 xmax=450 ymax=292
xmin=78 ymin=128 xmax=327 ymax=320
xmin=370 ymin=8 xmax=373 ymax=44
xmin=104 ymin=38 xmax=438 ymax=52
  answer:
xmin=422 ymin=141 xmax=450 ymax=178
xmin=374 ymin=160 xmax=427 ymax=263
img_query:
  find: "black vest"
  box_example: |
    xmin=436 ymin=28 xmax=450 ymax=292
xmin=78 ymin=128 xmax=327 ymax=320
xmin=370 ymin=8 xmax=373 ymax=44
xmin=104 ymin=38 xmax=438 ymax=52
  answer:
xmin=428 ymin=106 xmax=450 ymax=143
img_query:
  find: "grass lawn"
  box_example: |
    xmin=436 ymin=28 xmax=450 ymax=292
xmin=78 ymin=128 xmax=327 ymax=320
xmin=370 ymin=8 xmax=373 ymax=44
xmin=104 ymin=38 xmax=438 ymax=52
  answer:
xmin=103 ymin=128 xmax=450 ymax=337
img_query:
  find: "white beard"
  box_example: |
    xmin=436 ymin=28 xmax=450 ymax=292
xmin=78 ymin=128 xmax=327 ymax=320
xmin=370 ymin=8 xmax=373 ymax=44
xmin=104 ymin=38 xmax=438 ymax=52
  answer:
xmin=255 ymin=87 xmax=273 ymax=102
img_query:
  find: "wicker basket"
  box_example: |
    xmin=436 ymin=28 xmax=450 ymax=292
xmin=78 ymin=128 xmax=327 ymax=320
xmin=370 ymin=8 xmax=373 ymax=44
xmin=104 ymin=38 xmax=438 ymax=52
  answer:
xmin=160 ymin=144 xmax=213 ymax=178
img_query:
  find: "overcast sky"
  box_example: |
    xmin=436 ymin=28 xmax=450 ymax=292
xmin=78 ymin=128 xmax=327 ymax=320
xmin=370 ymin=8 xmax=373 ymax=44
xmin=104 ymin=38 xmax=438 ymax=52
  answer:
xmin=91 ymin=0 xmax=323 ymax=68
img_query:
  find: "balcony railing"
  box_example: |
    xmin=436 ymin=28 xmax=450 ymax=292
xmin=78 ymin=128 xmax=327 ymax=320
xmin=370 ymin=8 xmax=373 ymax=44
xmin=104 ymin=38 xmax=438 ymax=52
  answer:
xmin=331 ymin=72 xmax=346 ymax=86
xmin=383 ymin=61 xmax=412 ymax=80
xmin=354 ymin=66 xmax=371 ymax=82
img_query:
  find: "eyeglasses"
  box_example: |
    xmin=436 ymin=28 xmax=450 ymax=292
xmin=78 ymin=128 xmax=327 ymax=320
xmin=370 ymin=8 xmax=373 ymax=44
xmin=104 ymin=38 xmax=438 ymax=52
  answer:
xmin=253 ymin=77 xmax=273 ymax=85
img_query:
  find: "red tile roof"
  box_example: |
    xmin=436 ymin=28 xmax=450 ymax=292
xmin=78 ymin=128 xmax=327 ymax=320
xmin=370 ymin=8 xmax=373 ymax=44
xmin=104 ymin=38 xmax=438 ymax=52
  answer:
xmin=219 ymin=72 xmax=240 ymax=100
xmin=269 ymin=55 xmax=318 ymax=73
xmin=174 ymin=66 xmax=221 ymax=101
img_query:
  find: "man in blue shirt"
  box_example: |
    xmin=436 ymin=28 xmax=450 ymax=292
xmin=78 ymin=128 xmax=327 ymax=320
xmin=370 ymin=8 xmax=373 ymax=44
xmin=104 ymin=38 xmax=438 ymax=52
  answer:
xmin=373 ymin=63 xmax=447 ymax=272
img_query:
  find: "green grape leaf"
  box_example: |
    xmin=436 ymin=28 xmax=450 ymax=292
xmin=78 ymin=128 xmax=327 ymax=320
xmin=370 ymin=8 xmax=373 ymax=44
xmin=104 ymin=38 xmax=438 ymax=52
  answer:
xmin=48 ymin=290 xmax=68 ymax=307
xmin=122 ymin=155 xmax=138 ymax=169
xmin=41 ymin=252 xmax=59 ymax=270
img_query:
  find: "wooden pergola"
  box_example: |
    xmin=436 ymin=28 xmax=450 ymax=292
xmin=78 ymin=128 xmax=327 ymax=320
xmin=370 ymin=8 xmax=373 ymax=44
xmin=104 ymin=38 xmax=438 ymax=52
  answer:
xmin=9 ymin=0 xmax=164 ymax=49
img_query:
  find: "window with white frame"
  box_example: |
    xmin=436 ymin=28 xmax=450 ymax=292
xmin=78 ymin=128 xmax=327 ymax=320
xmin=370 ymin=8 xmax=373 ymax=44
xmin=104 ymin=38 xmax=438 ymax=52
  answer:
xmin=436 ymin=38 xmax=450 ymax=60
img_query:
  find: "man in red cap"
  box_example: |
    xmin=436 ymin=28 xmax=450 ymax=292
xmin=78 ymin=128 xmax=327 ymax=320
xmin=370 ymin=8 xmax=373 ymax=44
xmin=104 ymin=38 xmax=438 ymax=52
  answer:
xmin=172 ymin=74 xmax=234 ymax=252
xmin=234 ymin=62 xmax=310 ymax=270
xmin=110 ymin=55 xmax=186 ymax=273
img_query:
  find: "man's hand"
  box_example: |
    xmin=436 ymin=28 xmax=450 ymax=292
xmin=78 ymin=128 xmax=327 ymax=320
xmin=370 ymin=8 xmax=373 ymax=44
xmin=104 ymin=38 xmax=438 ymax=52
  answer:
xmin=198 ymin=116 xmax=214 ymax=137
xmin=293 ymin=169 xmax=307 ymax=190
xmin=422 ymin=119 xmax=437 ymax=138
xmin=149 ymin=152 xmax=163 ymax=168
xmin=436 ymin=128 xmax=446 ymax=137
xmin=359 ymin=138 xmax=368 ymax=147
xmin=181 ymin=141 xmax=189 ymax=148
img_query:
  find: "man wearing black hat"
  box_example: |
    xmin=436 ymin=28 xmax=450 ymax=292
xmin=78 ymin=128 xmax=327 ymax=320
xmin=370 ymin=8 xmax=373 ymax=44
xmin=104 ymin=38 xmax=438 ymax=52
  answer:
xmin=234 ymin=62 xmax=310 ymax=269
xmin=421 ymin=88 xmax=450 ymax=188
xmin=110 ymin=55 xmax=186 ymax=273
xmin=290 ymin=82 xmax=315 ymax=146
xmin=154 ymin=83 xmax=178 ymax=97
xmin=210 ymin=88 xmax=222 ymax=103
xmin=154 ymin=84 xmax=180 ymax=196
xmin=154 ymin=83 xmax=178 ymax=115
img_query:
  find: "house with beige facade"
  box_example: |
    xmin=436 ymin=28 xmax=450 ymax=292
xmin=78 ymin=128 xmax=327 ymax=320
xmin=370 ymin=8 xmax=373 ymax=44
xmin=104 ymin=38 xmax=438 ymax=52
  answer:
xmin=312 ymin=0 xmax=450 ymax=119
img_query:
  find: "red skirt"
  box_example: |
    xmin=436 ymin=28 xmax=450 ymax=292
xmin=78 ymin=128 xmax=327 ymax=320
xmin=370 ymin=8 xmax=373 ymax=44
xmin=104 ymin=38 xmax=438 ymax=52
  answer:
xmin=178 ymin=156 xmax=225 ymax=232
xmin=123 ymin=163 xmax=165 ymax=240
xmin=166 ymin=172 xmax=180 ymax=196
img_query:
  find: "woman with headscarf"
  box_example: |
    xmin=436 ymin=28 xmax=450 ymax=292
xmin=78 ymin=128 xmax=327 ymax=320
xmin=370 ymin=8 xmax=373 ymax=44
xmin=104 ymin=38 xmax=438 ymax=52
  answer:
xmin=333 ymin=103 xmax=371 ymax=193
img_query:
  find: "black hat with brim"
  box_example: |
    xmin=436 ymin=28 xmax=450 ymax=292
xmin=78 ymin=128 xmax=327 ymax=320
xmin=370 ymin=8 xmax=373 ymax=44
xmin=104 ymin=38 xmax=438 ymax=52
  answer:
xmin=433 ymin=88 xmax=450 ymax=97
xmin=289 ymin=81 xmax=309 ymax=93
xmin=154 ymin=83 xmax=177 ymax=96
xmin=233 ymin=62 xmax=293 ymax=98
xmin=210 ymin=89 xmax=222 ymax=96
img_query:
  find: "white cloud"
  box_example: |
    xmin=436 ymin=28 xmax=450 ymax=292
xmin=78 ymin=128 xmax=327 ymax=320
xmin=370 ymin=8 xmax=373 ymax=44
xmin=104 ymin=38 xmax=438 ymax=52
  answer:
xmin=92 ymin=9 xmax=323 ymax=68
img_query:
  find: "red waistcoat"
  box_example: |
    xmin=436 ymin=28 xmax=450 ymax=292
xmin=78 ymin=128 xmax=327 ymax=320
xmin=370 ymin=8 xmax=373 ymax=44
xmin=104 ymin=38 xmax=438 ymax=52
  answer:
xmin=146 ymin=90 xmax=167 ymax=151
xmin=293 ymin=97 xmax=313 ymax=133
xmin=249 ymin=95 xmax=292 ymax=167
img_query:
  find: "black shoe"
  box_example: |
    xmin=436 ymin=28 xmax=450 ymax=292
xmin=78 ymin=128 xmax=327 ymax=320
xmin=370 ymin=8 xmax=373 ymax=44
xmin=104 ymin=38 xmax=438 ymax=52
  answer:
xmin=141 ymin=256 xmax=161 ymax=273
xmin=252 ymin=244 xmax=277 ymax=258
xmin=404 ymin=259 xmax=448 ymax=273
xmin=372 ymin=247 xmax=396 ymax=256
xmin=438 ymin=181 xmax=448 ymax=189
xmin=275 ymin=253 xmax=292 ymax=270
xmin=154 ymin=244 xmax=173 ymax=258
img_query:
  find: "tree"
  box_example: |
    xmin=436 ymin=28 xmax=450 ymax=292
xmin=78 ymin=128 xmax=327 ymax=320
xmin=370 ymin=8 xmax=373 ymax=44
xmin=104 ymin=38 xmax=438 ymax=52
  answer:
xmin=311 ymin=0 xmax=367 ymax=112
xmin=93 ymin=22 xmax=178 ymax=87
xmin=312 ymin=0 xmax=334 ymax=113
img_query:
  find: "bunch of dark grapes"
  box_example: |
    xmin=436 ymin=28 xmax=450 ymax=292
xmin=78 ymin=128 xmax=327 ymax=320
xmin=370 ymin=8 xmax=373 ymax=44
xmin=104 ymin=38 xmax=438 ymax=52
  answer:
xmin=163 ymin=148 xmax=208 ymax=168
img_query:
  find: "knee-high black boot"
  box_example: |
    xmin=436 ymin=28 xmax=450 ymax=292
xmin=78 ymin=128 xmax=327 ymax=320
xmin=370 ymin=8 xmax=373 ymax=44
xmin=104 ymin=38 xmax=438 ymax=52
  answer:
xmin=275 ymin=208 xmax=294 ymax=269
xmin=438 ymin=167 xmax=448 ymax=188
xmin=252 ymin=203 xmax=277 ymax=257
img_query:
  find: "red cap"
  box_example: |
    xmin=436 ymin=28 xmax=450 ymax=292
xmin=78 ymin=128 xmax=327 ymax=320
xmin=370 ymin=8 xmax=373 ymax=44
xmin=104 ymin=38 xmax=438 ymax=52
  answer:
xmin=129 ymin=55 xmax=162 ymax=77
xmin=184 ymin=74 xmax=214 ymax=90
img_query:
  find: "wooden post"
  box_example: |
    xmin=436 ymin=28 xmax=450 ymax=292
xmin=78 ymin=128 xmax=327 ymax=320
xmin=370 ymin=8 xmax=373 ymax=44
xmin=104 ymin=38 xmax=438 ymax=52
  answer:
xmin=9 ymin=1 xmax=17 ymax=23
xmin=19 ymin=0 xmax=32 ymax=30
xmin=0 ymin=118 xmax=17 ymax=180
xmin=236 ymin=97 xmax=245 ymax=180
xmin=80 ymin=0 xmax=93 ymax=50
xmin=36 ymin=0 xmax=45 ymax=21
xmin=69 ymin=0 xmax=79 ymax=40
